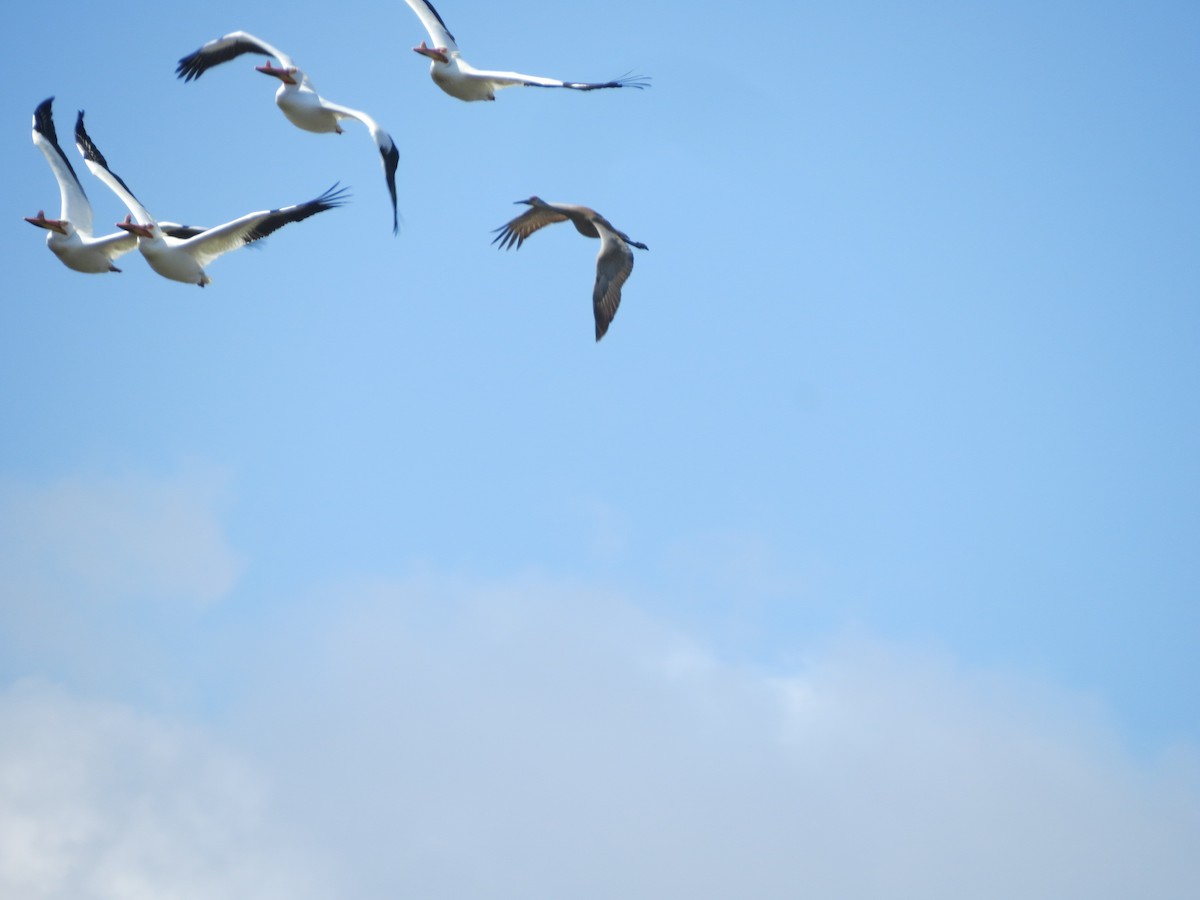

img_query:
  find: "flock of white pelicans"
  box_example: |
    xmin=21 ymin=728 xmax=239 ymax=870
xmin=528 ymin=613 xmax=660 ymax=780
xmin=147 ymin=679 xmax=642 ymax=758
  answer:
xmin=26 ymin=0 xmax=650 ymax=340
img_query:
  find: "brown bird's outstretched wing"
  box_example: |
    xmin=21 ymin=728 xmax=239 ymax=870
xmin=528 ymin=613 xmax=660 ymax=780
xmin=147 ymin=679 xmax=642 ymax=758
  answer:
xmin=491 ymin=205 xmax=569 ymax=250
xmin=593 ymin=229 xmax=635 ymax=341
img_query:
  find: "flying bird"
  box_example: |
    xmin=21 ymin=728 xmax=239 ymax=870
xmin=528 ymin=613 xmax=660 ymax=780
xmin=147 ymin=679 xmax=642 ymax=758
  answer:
xmin=493 ymin=197 xmax=648 ymax=341
xmin=176 ymin=32 xmax=399 ymax=233
xmin=25 ymin=98 xmax=203 ymax=274
xmin=74 ymin=111 xmax=347 ymax=287
xmin=403 ymin=0 xmax=649 ymax=102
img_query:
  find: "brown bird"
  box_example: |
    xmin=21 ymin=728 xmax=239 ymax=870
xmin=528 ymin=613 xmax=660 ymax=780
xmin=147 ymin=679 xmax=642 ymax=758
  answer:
xmin=493 ymin=197 xmax=648 ymax=341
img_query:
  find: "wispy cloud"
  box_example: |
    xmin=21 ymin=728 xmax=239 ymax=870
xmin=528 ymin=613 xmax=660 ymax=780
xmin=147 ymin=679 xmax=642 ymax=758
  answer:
xmin=231 ymin=573 xmax=1200 ymax=900
xmin=0 ymin=473 xmax=1197 ymax=899
xmin=0 ymin=468 xmax=242 ymax=686
xmin=0 ymin=679 xmax=329 ymax=900
xmin=0 ymin=469 xmax=241 ymax=609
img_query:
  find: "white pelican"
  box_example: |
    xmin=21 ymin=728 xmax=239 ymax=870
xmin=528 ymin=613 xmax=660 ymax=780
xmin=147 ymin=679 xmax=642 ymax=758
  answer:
xmin=403 ymin=0 xmax=649 ymax=102
xmin=493 ymin=197 xmax=648 ymax=341
xmin=177 ymin=32 xmax=399 ymax=233
xmin=25 ymin=98 xmax=204 ymax=274
xmin=74 ymin=111 xmax=348 ymax=287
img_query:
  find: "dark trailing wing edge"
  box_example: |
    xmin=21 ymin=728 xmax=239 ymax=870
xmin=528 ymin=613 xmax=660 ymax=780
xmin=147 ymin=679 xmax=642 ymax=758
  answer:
xmin=33 ymin=97 xmax=87 ymax=191
xmin=416 ymin=0 xmax=457 ymax=46
xmin=527 ymin=72 xmax=652 ymax=91
xmin=243 ymin=183 xmax=350 ymax=244
xmin=160 ymin=224 xmax=207 ymax=240
xmin=176 ymin=36 xmax=276 ymax=82
xmin=73 ymin=110 xmax=146 ymax=208
xmin=593 ymin=245 xmax=634 ymax=342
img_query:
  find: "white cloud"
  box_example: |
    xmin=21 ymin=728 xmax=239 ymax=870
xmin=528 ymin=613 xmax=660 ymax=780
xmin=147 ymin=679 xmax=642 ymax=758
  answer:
xmin=0 ymin=473 xmax=1196 ymax=899
xmin=229 ymin=573 xmax=1200 ymax=900
xmin=0 ymin=680 xmax=328 ymax=900
xmin=0 ymin=468 xmax=242 ymax=683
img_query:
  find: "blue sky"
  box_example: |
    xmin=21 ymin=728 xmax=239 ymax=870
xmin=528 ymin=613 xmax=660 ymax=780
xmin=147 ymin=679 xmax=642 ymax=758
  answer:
xmin=2 ymin=1 xmax=1199 ymax=896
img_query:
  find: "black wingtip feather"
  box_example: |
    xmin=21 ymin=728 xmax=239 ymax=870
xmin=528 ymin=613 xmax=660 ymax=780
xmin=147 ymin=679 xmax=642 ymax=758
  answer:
xmin=315 ymin=183 xmax=352 ymax=209
xmin=33 ymin=97 xmax=87 ymax=192
xmin=241 ymin=183 xmax=351 ymax=244
xmin=176 ymin=38 xmax=277 ymax=82
xmin=613 ymin=72 xmax=652 ymax=90
xmin=175 ymin=53 xmax=202 ymax=82
xmin=560 ymin=72 xmax=652 ymax=92
xmin=380 ymin=142 xmax=400 ymax=235
xmin=33 ymin=97 xmax=55 ymax=136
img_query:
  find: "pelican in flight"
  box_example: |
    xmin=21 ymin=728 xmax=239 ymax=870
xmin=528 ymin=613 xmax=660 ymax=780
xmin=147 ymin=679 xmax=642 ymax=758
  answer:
xmin=25 ymin=98 xmax=204 ymax=274
xmin=176 ymin=32 xmax=399 ymax=233
xmin=493 ymin=197 xmax=648 ymax=341
xmin=74 ymin=111 xmax=347 ymax=287
xmin=403 ymin=0 xmax=649 ymax=102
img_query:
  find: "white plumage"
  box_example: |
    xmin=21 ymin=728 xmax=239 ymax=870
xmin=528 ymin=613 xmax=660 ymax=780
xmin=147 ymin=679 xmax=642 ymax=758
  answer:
xmin=177 ymin=32 xmax=399 ymax=234
xmin=75 ymin=110 xmax=347 ymax=287
xmin=403 ymin=0 xmax=648 ymax=102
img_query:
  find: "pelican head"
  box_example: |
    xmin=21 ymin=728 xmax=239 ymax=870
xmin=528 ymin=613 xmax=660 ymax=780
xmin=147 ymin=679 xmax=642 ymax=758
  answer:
xmin=115 ymin=215 xmax=156 ymax=240
xmin=515 ymin=196 xmax=547 ymax=208
xmin=255 ymin=62 xmax=299 ymax=85
xmin=24 ymin=209 xmax=69 ymax=235
xmin=413 ymin=41 xmax=451 ymax=64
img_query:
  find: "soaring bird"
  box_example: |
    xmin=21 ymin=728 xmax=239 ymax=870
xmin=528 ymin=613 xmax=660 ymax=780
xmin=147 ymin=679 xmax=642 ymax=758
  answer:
xmin=74 ymin=111 xmax=347 ymax=287
xmin=176 ymin=32 xmax=399 ymax=233
xmin=403 ymin=0 xmax=649 ymax=102
xmin=25 ymin=98 xmax=203 ymax=274
xmin=493 ymin=197 xmax=648 ymax=341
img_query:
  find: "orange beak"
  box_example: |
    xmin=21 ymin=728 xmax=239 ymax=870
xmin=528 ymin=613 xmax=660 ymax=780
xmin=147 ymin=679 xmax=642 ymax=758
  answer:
xmin=115 ymin=215 xmax=153 ymax=239
xmin=255 ymin=63 xmax=297 ymax=84
xmin=412 ymin=41 xmax=449 ymax=64
xmin=25 ymin=210 xmax=68 ymax=234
